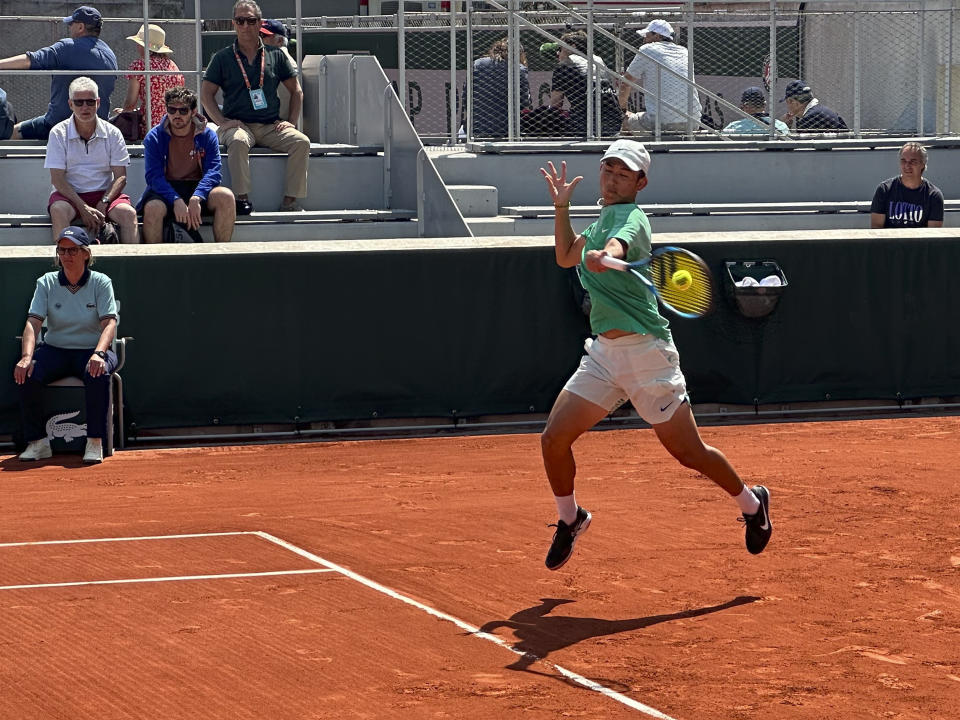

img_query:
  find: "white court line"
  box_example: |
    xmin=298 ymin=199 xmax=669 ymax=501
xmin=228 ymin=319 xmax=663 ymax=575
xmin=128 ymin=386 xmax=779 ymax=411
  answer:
xmin=0 ymin=531 xmax=256 ymax=548
xmin=0 ymin=532 xmax=327 ymax=591
xmin=255 ymin=531 xmax=678 ymax=720
xmin=0 ymin=568 xmax=332 ymax=591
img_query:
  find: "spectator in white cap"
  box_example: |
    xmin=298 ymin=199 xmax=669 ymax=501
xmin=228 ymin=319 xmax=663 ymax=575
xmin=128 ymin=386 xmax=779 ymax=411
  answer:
xmin=114 ymin=24 xmax=185 ymax=140
xmin=535 ymin=138 xmax=770 ymax=572
xmin=618 ymin=18 xmax=702 ymax=134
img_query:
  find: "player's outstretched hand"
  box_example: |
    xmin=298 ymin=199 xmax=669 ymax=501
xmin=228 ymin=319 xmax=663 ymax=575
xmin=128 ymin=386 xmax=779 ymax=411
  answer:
xmin=540 ymin=161 xmax=583 ymax=208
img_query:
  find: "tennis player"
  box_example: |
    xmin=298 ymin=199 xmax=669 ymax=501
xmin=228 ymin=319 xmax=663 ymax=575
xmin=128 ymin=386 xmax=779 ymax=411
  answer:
xmin=538 ymin=139 xmax=771 ymax=570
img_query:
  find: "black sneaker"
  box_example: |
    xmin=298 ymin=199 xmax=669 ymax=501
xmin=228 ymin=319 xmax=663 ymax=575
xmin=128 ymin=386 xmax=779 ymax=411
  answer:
xmin=545 ymin=506 xmax=591 ymax=571
xmin=741 ymin=485 xmax=772 ymax=555
xmin=235 ymin=197 xmax=253 ymax=215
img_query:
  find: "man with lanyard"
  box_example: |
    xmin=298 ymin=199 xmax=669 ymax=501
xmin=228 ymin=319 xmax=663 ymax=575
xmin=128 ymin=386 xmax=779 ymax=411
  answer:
xmin=201 ymin=0 xmax=309 ymax=214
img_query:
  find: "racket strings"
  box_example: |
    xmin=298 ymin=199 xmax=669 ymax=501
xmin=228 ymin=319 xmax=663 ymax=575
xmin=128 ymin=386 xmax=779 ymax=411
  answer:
xmin=649 ymin=251 xmax=714 ymax=317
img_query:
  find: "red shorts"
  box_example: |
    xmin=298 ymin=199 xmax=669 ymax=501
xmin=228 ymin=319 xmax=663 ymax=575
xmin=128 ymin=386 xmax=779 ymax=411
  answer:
xmin=48 ymin=190 xmax=132 ymax=217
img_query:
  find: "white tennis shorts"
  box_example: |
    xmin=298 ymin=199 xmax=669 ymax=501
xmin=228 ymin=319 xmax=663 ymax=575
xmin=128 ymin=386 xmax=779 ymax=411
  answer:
xmin=563 ymin=333 xmax=689 ymax=425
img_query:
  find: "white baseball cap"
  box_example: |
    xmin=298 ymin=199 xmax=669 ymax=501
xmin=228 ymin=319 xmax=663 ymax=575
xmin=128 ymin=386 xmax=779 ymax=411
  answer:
xmin=601 ymin=139 xmax=651 ymax=175
xmin=637 ymin=19 xmax=674 ymax=39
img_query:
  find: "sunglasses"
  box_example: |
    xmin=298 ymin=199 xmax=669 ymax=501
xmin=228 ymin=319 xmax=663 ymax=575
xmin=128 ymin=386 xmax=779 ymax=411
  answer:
xmin=166 ymin=105 xmax=192 ymax=116
xmin=56 ymin=246 xmax=82 ymax=256
xmin=234 ymin=16 xmax=260 ymax=25
xmin=71 ymin=98 xmax=97 ymax=106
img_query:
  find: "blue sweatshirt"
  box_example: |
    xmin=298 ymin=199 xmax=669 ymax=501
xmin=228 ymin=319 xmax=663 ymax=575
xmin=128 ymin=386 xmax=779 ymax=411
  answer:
xmin=139 ymin=115 xmax=222 ymax=208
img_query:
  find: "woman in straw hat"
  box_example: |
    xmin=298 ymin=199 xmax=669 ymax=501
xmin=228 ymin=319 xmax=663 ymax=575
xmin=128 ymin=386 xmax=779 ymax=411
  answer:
xmin=114 ymin=24 xmax=185 ymax=139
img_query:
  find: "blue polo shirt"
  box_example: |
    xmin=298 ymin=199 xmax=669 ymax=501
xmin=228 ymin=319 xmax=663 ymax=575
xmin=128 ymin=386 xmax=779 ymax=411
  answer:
xmin=28 ymin=36 xmax=118 ymax=124
xmin=27 ymin=268 xmax=118 ymax=349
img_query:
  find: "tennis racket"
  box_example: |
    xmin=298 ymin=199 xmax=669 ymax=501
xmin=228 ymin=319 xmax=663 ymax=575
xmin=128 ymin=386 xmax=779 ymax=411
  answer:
xmin=599 ymin=246 xmax=715 ymax=318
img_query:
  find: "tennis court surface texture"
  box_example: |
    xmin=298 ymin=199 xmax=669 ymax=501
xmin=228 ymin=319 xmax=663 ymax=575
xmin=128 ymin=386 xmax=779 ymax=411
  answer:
xmin=1 ymin=415 xmax=958 ymax=719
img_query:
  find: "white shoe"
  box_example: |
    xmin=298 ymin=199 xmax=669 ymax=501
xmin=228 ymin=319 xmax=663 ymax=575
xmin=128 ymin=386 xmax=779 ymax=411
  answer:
xmin=19 ymin=438 xmax=52 ymax=461
xmin=83 ymin=438 xmax=103 ymax=464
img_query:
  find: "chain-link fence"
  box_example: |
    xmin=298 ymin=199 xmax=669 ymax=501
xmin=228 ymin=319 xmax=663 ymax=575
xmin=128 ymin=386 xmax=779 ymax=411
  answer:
xmin=0 ymin=16 xmax=201 ymax=127
xmin=3 ymin=2 xmax=955 ymax=142
xmin=314 ymin=0 xmax=960 ymax=142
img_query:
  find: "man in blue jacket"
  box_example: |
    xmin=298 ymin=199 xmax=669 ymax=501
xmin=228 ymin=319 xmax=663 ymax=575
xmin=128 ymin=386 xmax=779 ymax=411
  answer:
xmin=139 ymin=86 xmax=235 ymax=243
xmin=0 ymin=6 xmax=116 ymax=141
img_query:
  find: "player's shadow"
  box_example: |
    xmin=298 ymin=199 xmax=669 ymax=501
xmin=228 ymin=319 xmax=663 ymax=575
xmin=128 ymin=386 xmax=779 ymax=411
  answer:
xmin=478 ymin=595 xmax=760 ymax=675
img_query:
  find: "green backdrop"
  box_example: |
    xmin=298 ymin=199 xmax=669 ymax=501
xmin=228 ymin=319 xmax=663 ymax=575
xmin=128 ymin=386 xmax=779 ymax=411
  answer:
xmin=3 ymin=234 xmax=960 ymax=438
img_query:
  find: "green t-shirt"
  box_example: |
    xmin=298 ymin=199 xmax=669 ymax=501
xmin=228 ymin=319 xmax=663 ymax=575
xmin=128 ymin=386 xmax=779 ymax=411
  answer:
xmin=204 ymin=41 xmax=296 ymax=124
xmin=578 ymin=203 xmax=671 ymax=341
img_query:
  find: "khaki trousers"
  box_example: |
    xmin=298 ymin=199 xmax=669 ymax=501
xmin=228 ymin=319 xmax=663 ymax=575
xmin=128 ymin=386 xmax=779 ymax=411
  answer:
xmin=217 ymin=121 xmax=309 ymax=198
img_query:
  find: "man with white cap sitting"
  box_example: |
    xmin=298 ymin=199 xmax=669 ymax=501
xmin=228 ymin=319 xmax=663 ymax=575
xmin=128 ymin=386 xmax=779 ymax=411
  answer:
xmin=618 ymin=18 xmax=701 ymax=134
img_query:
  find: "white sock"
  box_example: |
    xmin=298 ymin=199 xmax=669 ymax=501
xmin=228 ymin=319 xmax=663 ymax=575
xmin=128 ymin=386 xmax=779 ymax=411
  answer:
xmin=734 ymin=486 xmax=760 ymax=516
xmin=554 ymin=493 xmax=578 ymax=525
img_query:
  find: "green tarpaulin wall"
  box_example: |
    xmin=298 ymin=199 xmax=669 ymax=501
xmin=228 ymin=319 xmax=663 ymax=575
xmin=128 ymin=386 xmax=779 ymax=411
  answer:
xmin=3 ymin=234 xmax=959 ymax=436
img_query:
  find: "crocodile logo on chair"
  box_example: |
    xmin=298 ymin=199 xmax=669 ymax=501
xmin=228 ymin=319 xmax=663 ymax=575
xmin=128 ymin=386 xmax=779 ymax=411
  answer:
xmin=45 ymin=411 xmax=87 ymax=443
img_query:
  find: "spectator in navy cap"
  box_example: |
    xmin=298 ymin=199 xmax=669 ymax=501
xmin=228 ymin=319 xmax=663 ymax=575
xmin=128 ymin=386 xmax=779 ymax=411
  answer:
xmin=14 ymin=224 xmax=120 ymax=465
xmin=722 ymin=86 xmax=789 ymax=136
xmin=779 ymin=80 xmax=847 ymax=132
xmin=0 ymin=6 xmax=117 ymax=141
xmin=260 ymin=19 xmax=289 ymax=41
xmin=260 ymin=18 xmax=297 ymax=122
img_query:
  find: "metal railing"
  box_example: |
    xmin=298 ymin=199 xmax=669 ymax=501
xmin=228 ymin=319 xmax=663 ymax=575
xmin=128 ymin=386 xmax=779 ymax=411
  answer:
xmin=0 ymin=1 xmax=955 ymax=144
xmin=314 ymin=0 xmax=960 ymax=143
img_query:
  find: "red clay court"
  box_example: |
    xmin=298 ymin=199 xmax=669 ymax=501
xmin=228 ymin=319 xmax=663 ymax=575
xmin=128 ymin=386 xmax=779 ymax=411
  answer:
xmin=0 ymin=416 xmax=958 ymax=719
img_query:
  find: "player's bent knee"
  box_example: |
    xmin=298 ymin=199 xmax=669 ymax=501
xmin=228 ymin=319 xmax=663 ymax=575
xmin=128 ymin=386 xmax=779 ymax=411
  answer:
xmin=540 ymin=427 xmax=573 ymax=457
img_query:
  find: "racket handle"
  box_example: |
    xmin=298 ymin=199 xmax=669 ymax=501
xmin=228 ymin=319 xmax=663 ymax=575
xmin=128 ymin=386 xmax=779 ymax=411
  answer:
xmin=599 ymin=255 xmax=630 ymax=271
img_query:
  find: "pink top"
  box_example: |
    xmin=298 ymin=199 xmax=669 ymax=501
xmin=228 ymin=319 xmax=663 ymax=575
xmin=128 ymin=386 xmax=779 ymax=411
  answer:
xmin=127 ymin=54 xmax=186 ymax=137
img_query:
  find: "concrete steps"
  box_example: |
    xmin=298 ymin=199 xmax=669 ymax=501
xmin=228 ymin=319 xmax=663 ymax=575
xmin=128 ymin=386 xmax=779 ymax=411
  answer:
xmin=446 ymin=184 xmax=498 ymax=218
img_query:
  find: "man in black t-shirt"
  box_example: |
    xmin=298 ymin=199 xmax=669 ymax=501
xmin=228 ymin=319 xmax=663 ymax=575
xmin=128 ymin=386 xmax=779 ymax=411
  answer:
xmin=870 ymin=142 xmax=944 ymax=228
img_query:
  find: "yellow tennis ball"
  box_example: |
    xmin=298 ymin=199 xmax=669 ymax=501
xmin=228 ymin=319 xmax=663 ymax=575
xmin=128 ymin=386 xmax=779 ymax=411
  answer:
xmin=671 ymin=269 xmax=692 ymax=291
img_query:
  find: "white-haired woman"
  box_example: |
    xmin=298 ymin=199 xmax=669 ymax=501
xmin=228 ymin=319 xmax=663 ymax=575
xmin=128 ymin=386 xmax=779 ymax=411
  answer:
xmin=14 ymin=226 xmax=119 ymax=464
xmin=115 ymin=24 xmax=184 ymax=139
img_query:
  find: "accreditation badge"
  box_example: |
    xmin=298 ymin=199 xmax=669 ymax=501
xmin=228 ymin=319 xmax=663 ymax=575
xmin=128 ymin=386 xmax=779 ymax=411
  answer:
xmin=249 ymin=88 xmax=267 ymax=110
